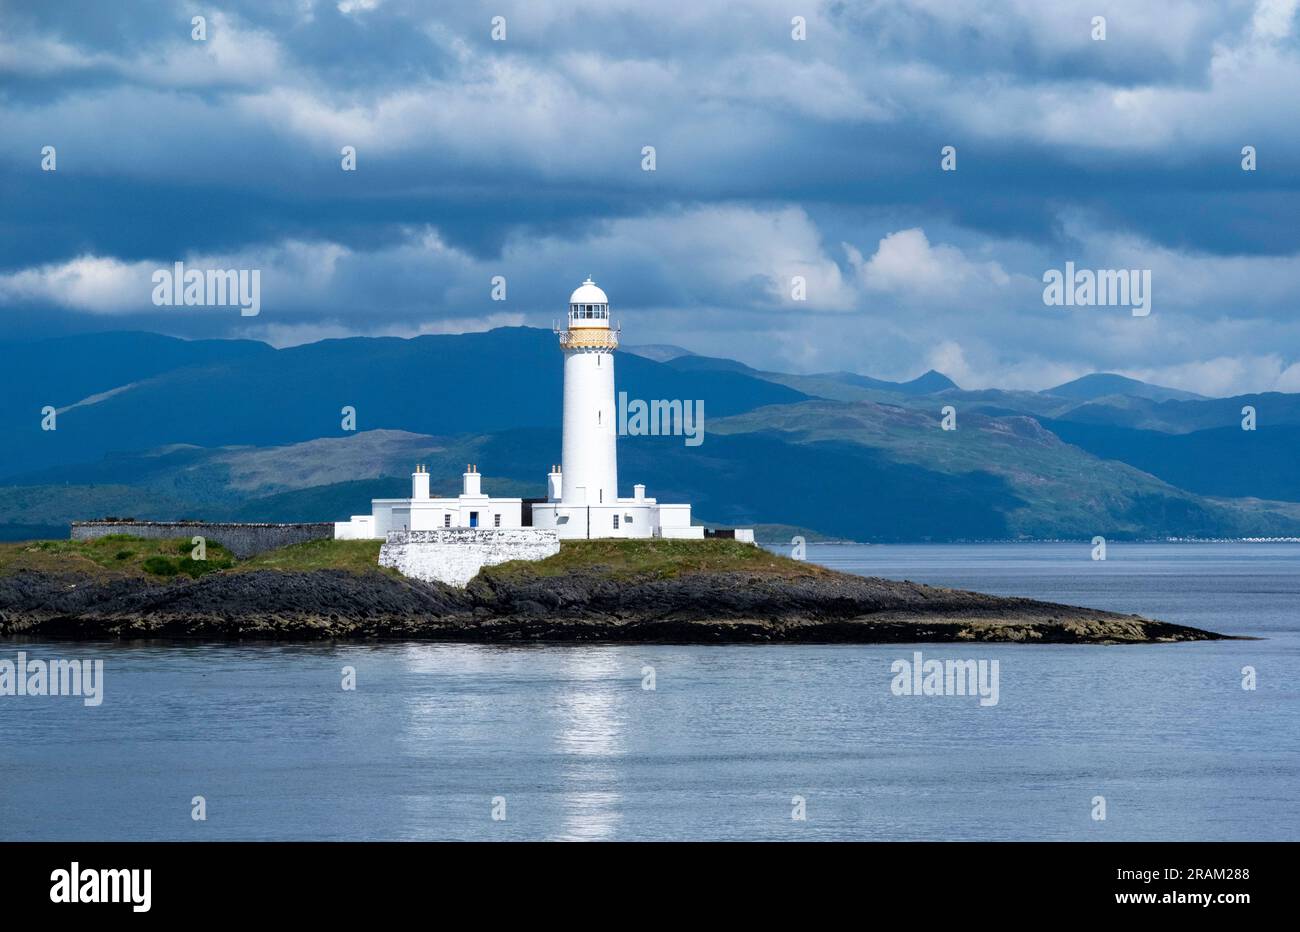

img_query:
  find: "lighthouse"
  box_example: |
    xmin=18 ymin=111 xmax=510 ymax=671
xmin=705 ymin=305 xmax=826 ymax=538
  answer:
xmin=336 ymin=277 xmax=708 ymax=542
xmin=557 ymin=277 xmax=619 ymax=507
xmin=530 ymin=277 xmax=703 ymax=539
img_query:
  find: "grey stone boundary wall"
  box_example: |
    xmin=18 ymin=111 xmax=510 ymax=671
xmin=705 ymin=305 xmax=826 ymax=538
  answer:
xmin=71 ymin=521 xmax=335 ymax=558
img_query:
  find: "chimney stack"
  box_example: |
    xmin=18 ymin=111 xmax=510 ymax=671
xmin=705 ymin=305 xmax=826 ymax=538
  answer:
xmin=463 ymin=464 xmax=482 ymax=497
xmin=411 ymin=464 xmax=430 ymax=500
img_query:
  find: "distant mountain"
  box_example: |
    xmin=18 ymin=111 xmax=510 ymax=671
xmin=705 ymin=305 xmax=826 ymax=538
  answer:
xmin=0 ymin=328 xmax=808 ymax=480
xmin=1038 ymin=392 xmax=1300 ymax=433
xmin=8 ymin=406 xmax=1300 ymax=543
xmin=621 ymin=344 xmax=695 ymax=362
xmin=655 ymin=354 xmax=959 ymax=398
xmin=4 ymin=328 xmax=1300 ymax=541
xmin=664 ymin=354 xmax=761 ymax=375
xmin=0 ymin=331 xmax=273 ymax=423
xmin=705 ymin=400 xmax=1300 ymax=538
xmin=1042 ymin=419 xmax=1300 ymax=502
xmin=710 ymin=364 xmax=961 ymax=403
xmin=1045 ymin=373 xmax=1207 ymax=403
xmin=824 ymin=368 xmax=959 ymax=396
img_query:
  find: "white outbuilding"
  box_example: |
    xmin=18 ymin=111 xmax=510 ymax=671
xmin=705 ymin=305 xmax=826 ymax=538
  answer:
xmin=334 ymin=464 xmax=523 ymax=539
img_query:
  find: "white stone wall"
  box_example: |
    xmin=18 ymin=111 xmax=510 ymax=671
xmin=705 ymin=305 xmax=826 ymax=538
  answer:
xmin=656 ymin=503 xmax=693 ymax=528
xmin=659 ymin=525 xmax=705 ymax=539
xmin=334 ymin=516 xmax=374 ymax=540
xmin=379 ymin=528 xmax=560 ymax=587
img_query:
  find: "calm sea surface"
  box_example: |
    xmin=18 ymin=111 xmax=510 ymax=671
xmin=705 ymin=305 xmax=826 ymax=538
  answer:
xmin=2 ymin=542 xmax=1297 ymax=840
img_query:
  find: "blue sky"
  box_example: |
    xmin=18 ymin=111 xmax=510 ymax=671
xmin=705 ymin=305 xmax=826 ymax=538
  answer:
xmin=2 ymin=0 xmax=1300 ymax=394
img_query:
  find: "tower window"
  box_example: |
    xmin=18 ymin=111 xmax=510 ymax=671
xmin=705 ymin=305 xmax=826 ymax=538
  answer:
xmin=494 ymin=513 xmax=501 ymax=527
xmin=613 ymin=514 xmax=619 ymax=529
xmin=443 ymin=514 xmax=451 ymax=527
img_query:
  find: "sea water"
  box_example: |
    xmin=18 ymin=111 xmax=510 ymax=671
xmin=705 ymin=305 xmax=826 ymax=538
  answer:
xmin=1 ymin=542 xmax=1296 ymax=840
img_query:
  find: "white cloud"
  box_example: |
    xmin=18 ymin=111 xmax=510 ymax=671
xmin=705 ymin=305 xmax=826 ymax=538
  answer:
xmin=848 ymin=228 xmax=1012 ymax=298
xmin=0 ymin=11 xmax=284 ymax=88
xmin=0 ymin=255 xmax=155 ymax=313
xmin=1132 ymin=354 xmax=1300 ymax=395
xmin=0 ymin=241 xmax=350 ymax=316
xmin=1251 ymin=0 xmax=1299 ymax=40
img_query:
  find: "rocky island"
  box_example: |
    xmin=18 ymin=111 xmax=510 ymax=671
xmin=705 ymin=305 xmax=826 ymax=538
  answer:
xmin=0 ymin=537 xmax=1228 ymax=644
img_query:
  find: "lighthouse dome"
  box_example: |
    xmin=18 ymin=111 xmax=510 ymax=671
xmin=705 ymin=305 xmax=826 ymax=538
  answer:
xmin=567 ymin=276 xmax=611 ymax=327
xmin=569 ymin=277 xmax=608 ymax=305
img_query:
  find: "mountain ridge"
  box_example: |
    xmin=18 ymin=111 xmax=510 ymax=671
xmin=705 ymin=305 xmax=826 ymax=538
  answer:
xmin=2 ymin=328 xmax=1297 ymax=541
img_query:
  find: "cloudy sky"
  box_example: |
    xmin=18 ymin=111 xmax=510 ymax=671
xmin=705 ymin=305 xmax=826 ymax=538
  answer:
xmin=2 ymin=0 xmax=1299 ymax=394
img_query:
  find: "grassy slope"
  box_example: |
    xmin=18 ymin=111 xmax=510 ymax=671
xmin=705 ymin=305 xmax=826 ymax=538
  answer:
xmin=0 ymin=535 xmax=807 ymax=583
xmin=0 ymin=536 xmax=387 ymax=579
xmin=483 ymin=538 xmax=830 ymax=581
xmin=0 ymin=535 xmax=236 ymax=578
xmin=234 ymin=538 xmax=392 ymax=575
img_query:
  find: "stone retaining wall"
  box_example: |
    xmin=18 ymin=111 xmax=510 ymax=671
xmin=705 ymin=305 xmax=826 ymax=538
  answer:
xmin=71 ymin=521 xmax=335 ymax=558
xmin=380 ymin=528 xmax=561 ymax=587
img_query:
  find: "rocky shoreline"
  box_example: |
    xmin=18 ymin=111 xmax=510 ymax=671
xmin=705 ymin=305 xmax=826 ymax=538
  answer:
xmin=0 ymin=565 xmax=1229 ymax=644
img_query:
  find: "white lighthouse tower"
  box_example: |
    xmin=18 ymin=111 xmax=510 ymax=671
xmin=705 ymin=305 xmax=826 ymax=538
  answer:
xmin=338 ymin=277 xmax=707 ymax=544
xmin=530 ymin=277 xmax=704 ymax=540
xmin=558 ymin=277 xmax=619 ymax=508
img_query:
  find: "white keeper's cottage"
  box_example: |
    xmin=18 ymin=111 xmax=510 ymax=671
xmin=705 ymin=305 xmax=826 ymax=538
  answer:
xmin=334 ymin=278 xmax=705 ymax=542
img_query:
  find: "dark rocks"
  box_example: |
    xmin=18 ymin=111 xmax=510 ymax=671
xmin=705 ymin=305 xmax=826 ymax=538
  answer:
xmin=0 ymin=566 xmax=1229 ymax=644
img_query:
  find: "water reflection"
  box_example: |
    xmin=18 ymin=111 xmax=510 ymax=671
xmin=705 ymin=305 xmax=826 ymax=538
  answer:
xmin=383 ymin=644 xmax=629 ymax=839
xmin=553 ymin=647 xmax=627 ymax=840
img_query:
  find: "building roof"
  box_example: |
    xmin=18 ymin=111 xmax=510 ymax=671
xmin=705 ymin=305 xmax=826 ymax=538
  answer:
xmin=569 ymin=277 xmax=608 ymax=305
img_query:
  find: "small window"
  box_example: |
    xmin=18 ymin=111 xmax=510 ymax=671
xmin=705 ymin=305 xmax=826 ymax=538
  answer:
xmin=494 ymin=514 xmax=501 ymax=527
xmin=443 ymin=514 xmax=451 ymax=527
xmin=613 ymin=514 xmax=620 ymax=529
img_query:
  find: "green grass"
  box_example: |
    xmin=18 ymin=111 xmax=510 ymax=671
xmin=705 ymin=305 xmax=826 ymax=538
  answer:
xmin=0 ymin=535 xmax=816 ymax=584
xmin=482 ymin=538 xmax=829 ymax=581
xmin=0 ymin=536 xmax=235 ymax=578
xmin=234 ymin=538 xmax=392 ymax=575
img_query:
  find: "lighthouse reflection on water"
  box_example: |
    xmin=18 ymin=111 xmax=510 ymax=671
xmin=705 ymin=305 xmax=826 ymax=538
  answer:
xmin=394 ymin=643 xmax=627 ymax=841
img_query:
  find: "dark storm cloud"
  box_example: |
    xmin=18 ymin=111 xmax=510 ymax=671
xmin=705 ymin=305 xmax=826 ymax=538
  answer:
xmin=2 ymin=0 xmax=1300 ymax=392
